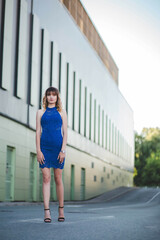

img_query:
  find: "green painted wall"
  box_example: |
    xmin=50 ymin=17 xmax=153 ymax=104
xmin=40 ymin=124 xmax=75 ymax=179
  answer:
xmin=0 ymin=115 xmax=133 ymax=202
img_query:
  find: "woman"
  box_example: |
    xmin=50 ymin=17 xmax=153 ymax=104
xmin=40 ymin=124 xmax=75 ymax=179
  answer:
xmin=36 ymin=86 xmax=67 ymax=223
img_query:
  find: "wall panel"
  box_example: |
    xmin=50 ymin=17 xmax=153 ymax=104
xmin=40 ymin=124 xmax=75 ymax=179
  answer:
xmin=51 ymin=41 xmax=59 ymax=89
xmin=67 ymin=63 xmax=73 ymax=128
xmin=95 ymin=100 xmax=99 ymax=144
xmin=60 ymin=53 xmax=67 ymax=110
xmin=91 ymin=93 xmax=94 ymax=142
xmin=41 ymin=29 xmax=50 ymax=99
xmin=17 ymin=0 xmax=28 ymax=100
xmin=80 ymin=80 xmax=85 ymax=136
xmin=102 ymin=109 xmax=104 ymax=148
xmin=85 ymin=86 xmax=90 ymax=138
xmin=74 ymin=71 xmax=79 ymax=132
xmin=105 ymin=113 xmax=108 ymax=150
xmin=1 ymin=0 xmax=14 ymax=91
xmin=30 ymin=14 xmax=41 ymax=106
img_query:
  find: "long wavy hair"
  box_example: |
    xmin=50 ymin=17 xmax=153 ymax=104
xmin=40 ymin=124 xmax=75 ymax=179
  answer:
xmin=42 ymin=87 xmax=62 ymax=112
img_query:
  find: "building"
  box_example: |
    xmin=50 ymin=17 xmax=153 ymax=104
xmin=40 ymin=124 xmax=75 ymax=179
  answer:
xmin=0 ymin=0 xmax=134 ymax=202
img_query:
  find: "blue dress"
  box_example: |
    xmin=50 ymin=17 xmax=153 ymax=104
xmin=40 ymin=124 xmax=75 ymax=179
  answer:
xmin=39 ymin=106 xmax=65 ymax=169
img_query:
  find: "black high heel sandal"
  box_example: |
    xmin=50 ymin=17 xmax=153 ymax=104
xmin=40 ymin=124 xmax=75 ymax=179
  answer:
xmin=44 ymin=208 xmax=52 ymax=223
xmin=58 ymin=206 xmax=65 ymax=222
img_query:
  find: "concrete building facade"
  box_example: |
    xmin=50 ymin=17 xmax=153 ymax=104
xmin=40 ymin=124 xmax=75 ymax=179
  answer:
xmin=0 ymin=0 xmax=134 ymax=202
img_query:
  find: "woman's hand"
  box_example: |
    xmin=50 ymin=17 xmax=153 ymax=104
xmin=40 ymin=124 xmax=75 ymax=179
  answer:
xmin=37 ymin=150 xmax=45 ymax=164
xmin=57 ymin=152 xmax=65 ymax=164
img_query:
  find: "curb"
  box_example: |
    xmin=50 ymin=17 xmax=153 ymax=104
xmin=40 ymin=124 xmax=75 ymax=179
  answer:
xmin=0 ymin=187 xmax=139 ymax=207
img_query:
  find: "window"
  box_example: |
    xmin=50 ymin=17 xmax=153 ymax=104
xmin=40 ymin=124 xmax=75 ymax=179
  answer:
xmin=58 ymin=52 xmax=62 ymax=93
xmin=89 ymin=93 xmax=92 ymax=140
xmin=98 ymin=104 xmax=100 ymax=145
xmin=105 ymin=115 xmax=108 ymax=149
xmin=66 ymin=62 xmax=69 ymax=114
xmin=84 ymin=86 xmax=87 ymax=136
xmin=78 ymin=79 xmax=82 ymax=133
xmin=115 ymin=127 xmax=117 ymax=154
xmin=94 ymin=99 xmax=96 ymax=143
xmin=72 ymin=72 xmax=76 ymax=130
xmin=109 ymin=119 xmax=111 ymax=151
xmin=112 ymin=122 xmax=114 ymax=153
xmin=118 ymin=130 xmax=120 ymax=156
xmin=102 ymin=110 xmax=104 ymax=147
xmin=50 ymin=42 xmax=53 ymax=86
xmin=39 ymin=29 xmax=44 ymax=109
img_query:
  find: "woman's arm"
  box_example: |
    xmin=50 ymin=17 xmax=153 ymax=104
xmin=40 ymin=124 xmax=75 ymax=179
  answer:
xmin=61 ymin=109 xmax=68 ymax=151
xmin=58 ymin=109 xmax=67 ymax=164
xmin=36 ymin=110 xmax=42 ymax=152
xmin=36 ymin=110 xmax=45 ymax=164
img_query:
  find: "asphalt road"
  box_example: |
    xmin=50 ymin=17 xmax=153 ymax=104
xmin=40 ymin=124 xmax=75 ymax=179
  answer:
xmin=0 ymin=187 xmax=160 ymax=240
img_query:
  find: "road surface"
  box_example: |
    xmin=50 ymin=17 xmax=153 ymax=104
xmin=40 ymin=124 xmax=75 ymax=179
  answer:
xmin=0 ymin=187 xmax=160 ymax=240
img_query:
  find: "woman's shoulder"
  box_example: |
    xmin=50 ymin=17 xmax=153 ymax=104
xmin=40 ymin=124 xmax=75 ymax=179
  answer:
xmin=60 ymin=108 xmax=67 ymax=119
xmin=61 ymin=108 xmax=67 ymax=114
xmin=37 ymin=108 xmax=45 ymax=116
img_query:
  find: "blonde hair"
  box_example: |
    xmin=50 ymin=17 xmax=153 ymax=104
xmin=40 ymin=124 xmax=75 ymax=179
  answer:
xmin=42 ymin=87 xmax=62 ymax=112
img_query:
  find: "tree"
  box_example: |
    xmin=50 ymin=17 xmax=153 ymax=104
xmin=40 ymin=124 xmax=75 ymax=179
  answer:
xmin=134 ymin=127 xmax=160 ymax=186
xmin=141 ymin=151 xmax=160 ymax=186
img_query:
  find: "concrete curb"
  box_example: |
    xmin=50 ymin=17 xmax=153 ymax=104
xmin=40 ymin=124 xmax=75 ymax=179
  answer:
xmin=0 ymin=186 xmax=139 ymax=207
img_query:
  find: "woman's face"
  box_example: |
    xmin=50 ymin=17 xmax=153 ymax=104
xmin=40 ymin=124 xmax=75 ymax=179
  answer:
xmin=46 ymin=91 xmax=57 ymax=105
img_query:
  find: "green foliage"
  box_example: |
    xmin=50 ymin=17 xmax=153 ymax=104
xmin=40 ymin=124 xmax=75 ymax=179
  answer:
xmin=134 ymin=127 xmax=160 ymax=187
xmin=142 ymin=151 xmax=160 ymax=186
xmin=133 ymin=167 xmax=138 ymax=178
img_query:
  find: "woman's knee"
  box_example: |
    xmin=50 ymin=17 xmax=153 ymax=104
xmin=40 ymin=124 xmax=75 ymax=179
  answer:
xmin=41 ymin=168 xmax=51 ymax=183
xmin=54 ymin=174 xmax=62 ymax=185
xmin=43 ymin=174 xmax=51 ymax=184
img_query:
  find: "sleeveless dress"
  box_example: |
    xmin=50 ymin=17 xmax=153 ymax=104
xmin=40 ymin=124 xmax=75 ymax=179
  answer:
xmin=39 ymin=106 xmax=65 ymax=169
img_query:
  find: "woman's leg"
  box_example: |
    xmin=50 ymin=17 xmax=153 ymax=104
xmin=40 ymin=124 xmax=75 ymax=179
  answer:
xmin=54 ymin=168 xmax=64 ymax=218
xmin=41 ymin=167 xmax=51 ymax=220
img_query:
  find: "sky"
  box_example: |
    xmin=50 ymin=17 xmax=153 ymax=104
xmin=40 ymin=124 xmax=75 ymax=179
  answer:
xmin=80 ymin=0 xmax=160 ymax=134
